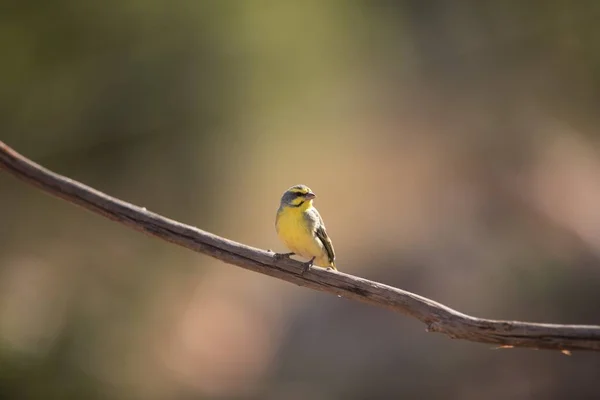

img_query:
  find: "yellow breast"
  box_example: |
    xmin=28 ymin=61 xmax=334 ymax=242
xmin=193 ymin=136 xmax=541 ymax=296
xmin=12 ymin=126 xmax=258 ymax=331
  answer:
xmin=276 ymin=207 xmax=327 ymax=265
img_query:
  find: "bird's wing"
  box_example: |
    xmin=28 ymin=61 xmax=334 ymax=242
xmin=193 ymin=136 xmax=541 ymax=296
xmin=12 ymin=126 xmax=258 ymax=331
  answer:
xmin=313 ymin=211 xmax=335 ymax=264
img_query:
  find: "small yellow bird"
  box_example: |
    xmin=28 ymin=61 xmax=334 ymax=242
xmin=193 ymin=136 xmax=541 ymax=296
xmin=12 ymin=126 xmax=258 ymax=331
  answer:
xmin=274 ymin=184 xmax=336 ymax=274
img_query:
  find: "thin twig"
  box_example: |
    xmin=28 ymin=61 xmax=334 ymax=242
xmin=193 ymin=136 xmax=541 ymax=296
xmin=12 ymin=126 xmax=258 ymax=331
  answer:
xmin=1 ymin=140 xmax=599 ymax=352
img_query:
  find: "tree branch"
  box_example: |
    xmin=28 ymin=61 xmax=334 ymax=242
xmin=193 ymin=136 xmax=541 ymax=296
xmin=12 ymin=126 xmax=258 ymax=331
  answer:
xmin=1 ymin=141 xmax=599 ymax=353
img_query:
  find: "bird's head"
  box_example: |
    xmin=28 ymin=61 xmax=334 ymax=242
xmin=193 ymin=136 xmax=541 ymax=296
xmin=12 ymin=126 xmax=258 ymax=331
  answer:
xmin=280 ymin=184 xmax=316 ymax=209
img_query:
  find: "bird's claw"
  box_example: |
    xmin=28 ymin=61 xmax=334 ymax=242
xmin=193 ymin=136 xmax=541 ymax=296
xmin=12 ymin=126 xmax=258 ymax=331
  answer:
xmin=301 ymin=257 xmax=315 ymax=275
xmin=273 ymin=252 xmax=294 ymax=260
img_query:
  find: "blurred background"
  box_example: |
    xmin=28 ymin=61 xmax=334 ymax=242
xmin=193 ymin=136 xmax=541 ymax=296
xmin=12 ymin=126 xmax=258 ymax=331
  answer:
xmin=2 ymin=1 xmax=600 ymax=399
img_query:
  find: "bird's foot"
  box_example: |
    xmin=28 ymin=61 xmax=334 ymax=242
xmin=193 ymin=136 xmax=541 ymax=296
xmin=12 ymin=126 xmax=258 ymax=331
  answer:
xmin=301 ymin=257 xmax=316 ymax=275
xmin=273 ymin=252 xmax=294 ymax=260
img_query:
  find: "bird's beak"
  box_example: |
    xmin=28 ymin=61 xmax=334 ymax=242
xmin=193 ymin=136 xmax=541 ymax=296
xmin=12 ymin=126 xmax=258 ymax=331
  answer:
xmin=305 ymin=192 xmax=316 ymax=200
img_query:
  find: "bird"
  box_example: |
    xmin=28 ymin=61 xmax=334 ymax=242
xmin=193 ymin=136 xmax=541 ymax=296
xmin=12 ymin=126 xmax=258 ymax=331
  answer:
xmin=274 ymin=184 xmax=336 ymax=274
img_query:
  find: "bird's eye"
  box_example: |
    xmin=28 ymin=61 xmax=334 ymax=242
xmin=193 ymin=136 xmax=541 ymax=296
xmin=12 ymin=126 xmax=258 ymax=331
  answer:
xmin=296 ymin=192 xmax=306 ymax=197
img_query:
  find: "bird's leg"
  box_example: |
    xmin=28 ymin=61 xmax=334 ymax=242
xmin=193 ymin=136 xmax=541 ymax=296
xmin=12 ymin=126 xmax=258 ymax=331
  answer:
xmin=273 ymin=252 xmax=295 ymax=260
xmin=301 ymin=257 xmax=315 ymax=275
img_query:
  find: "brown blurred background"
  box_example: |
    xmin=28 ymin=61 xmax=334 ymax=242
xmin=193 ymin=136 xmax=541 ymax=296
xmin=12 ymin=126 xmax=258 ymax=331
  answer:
xmin=2 ymin=1 xmax=600 ymax=399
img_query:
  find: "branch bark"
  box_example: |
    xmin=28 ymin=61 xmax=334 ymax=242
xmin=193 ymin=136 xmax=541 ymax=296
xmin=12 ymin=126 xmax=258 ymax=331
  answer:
xmin=1 ymin=141 xmax=599 ymax=353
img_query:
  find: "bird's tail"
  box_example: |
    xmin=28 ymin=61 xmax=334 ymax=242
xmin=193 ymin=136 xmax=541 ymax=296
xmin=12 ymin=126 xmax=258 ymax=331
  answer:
xmin=330 ymin=261 xmax=337 ymax=270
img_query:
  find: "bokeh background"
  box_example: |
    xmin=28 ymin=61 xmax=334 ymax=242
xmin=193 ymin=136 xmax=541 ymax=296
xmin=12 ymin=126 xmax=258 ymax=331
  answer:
xmin=2 ymin=1 xmax=600 ymax=399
